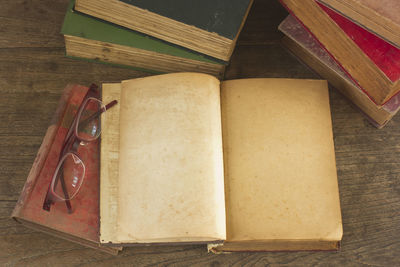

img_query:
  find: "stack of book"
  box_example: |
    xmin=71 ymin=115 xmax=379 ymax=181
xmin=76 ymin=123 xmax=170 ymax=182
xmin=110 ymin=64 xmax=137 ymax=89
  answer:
xmin=278 ymin=0 xmax=400 ymax=128
xmin=61 ymin=0 xmax=254 ymax=78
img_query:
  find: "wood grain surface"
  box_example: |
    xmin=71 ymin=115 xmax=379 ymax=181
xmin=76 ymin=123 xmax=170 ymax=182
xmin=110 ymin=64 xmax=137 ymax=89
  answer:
xmin=1 ymin=0 xmax=399 ymax=266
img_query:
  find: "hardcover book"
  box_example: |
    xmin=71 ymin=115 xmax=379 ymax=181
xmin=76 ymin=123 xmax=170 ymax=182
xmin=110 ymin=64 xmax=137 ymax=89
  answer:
xmin=74 ymin=0 xmax=254 ymax=61
xmin=100 ymin=73 xmax=343 ymax=252
xmin=279 ymin=0 xmax=400 ymax=105
xmin=11 ymin=84 xmax=120 ymax=255
xmin=62 ymin=0 xmax=226 ymax=78
xmin=318 ymin=0 xmax=400 ymax=48
xmin=279 ymin=15 xmax=400 ymax=128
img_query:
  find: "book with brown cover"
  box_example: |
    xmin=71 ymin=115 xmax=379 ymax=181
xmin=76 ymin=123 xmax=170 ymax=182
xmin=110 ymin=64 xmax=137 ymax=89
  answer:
xmin=11 ymin=84 xmax=120 ymax=255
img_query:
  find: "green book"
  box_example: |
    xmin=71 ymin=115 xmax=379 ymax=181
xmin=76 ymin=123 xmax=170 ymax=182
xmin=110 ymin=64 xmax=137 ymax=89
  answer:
xmin=62 ymin=0 xmax=226 ymax=77
xmin=74 ymin=0 xmax=254 ymax=61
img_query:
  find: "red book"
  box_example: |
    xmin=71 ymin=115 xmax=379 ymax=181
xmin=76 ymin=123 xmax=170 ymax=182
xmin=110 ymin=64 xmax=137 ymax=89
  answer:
xmin=11 ymin=84 xmax=120 ymax=255
xmin=317 ymin=1 xmax=400 ymax=83
xmin=279 ymin=15 xmax=400 ymax=128
xmin=279 ymin=0 xmax=400 ymax=105
xmin=318 ymin=0 xmax=400 ymax=49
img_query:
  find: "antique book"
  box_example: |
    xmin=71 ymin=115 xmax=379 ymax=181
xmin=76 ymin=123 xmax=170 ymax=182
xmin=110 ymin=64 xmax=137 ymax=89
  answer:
xmin=12 ymin=84 xmax=120 ymax=255
xmin=279 ymin=0 xmax=400 ymax=105
xmin=100 ymin=73 xmax=343 ymax=251
xmin=279 ymin=15 xmax=400 ymax=128
xmin=62 ymin=0 xmax=226 ymax=78
xmin=318 ymin=0 xmax=400 ymax=48
xmin=74 ymin=0 xmax=254 ymax=61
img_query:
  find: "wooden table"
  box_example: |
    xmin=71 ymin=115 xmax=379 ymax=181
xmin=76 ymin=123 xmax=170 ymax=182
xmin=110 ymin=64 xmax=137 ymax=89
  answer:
xmin=1 ymin=0 xmax=399 ymax=265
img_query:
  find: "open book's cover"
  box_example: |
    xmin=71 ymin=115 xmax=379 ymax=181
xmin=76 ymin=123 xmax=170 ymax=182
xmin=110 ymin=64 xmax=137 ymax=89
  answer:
xmin=11 ymin=84 xmax=119 ymax=255
xmin=61 ymin=0 xmax=225 ymax=70
xmin=279 ymin=15 xmax=400 ymax=127
xmin=279 ymin=0 xmax=400 ymax=105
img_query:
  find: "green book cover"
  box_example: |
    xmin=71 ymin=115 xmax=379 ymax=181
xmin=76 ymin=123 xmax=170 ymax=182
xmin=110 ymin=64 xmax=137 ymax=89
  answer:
xmin=61 ymin=0 xmax=226 ymax=65
xmin=119 ymin=0 xmax=253 ymax=40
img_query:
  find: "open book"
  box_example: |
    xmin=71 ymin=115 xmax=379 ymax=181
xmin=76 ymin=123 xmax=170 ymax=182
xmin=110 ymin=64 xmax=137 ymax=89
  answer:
xmin=100 ymin=73 xmax=343 ymax=252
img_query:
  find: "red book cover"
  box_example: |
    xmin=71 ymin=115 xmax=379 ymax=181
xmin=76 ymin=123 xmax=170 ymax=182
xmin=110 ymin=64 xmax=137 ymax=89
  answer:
xmin=316 ymin=1 xmax=400 ymax=83
xmin=279 ymin=0 xmax=400 ymax=105
xmin=318 ymin=0 xmax=400 ymax=49
xmin=11 ymin=84 xmax=119 ymax=255
xmin=279 ymin=15 xmax=400 ymax=127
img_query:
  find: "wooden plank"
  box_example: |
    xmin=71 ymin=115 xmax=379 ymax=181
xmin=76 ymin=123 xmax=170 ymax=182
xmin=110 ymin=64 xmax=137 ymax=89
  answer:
xmin=0 ymin=48 xmax=149 ymax=93
xmin=0 ymin=0 xmax=69 ymax=21
xmin=225 ymin=43 xmax=318 ymax=79
xmin=237 ymin=0 xmax=289 ymax=45
xmin=0 ymin=17 xmax=64 ymax=48
xmin=0 ymin=0 xmax=69 ymax=48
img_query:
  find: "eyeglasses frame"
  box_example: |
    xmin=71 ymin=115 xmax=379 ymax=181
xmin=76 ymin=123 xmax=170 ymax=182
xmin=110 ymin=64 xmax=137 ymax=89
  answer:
xmin=42 ymin=84 xmax=117 ymax=213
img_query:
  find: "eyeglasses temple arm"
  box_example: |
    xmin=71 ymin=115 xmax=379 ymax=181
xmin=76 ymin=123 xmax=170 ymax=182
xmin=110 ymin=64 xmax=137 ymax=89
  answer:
xmin=58 ymin=173 xmax=73 ymax=213
xmin=105 ymin=100 xmax=118 ymax=110
xmin=42 ymin=175 xmax=72 ymax=213
xmin=77 ymin=100 xmax=118 ymax=131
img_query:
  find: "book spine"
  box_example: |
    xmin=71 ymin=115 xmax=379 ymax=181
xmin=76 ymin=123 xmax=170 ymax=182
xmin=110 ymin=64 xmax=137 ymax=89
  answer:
xmin=11 ymin=84 xmax=76 ymax=218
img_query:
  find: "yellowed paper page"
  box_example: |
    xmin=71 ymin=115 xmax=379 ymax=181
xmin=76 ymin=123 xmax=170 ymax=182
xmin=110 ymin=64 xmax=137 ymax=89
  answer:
xmin=100 ymin=83 xmax=122 ymax=243
xmin=117 ymin=73 xmax=226 ymax=243
xmin=221 ymin=79 xmax=342 ymax=243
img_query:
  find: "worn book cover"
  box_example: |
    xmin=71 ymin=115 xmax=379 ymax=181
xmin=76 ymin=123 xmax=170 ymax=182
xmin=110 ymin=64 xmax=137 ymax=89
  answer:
xmin=100 ymin=73 xmax=343 ymax=251
xmin=11 ymin=84 xmax=120 ymax=255
xmin=318 ymin=0 xmax=400 ymax=48
xmin=279 ymin=15 xmax=400 ymax=128
xmin=317 ymin=2 xmax=400 ymax=86
xmin=279 ymin=0 xmax=400 ymax=105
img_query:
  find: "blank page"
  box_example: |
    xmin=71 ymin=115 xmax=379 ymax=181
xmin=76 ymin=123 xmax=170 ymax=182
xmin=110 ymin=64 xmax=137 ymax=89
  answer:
xmin=115 ymin=73 xmax=226 ymax=243
xmin=221 ymin=78 xmax=342 ymax=242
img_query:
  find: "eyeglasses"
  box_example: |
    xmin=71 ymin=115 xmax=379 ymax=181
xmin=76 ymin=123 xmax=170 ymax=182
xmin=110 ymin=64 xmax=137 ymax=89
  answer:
xmin=43 ymin=84 xmax=117 ymax=213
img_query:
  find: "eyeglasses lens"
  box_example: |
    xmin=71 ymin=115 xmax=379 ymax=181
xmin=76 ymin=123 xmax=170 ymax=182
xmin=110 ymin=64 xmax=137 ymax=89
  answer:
xmin=52 ymin=153 xmax=85 ymax=201
xmin=76 ymin=98 xmax=104 ymax=141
